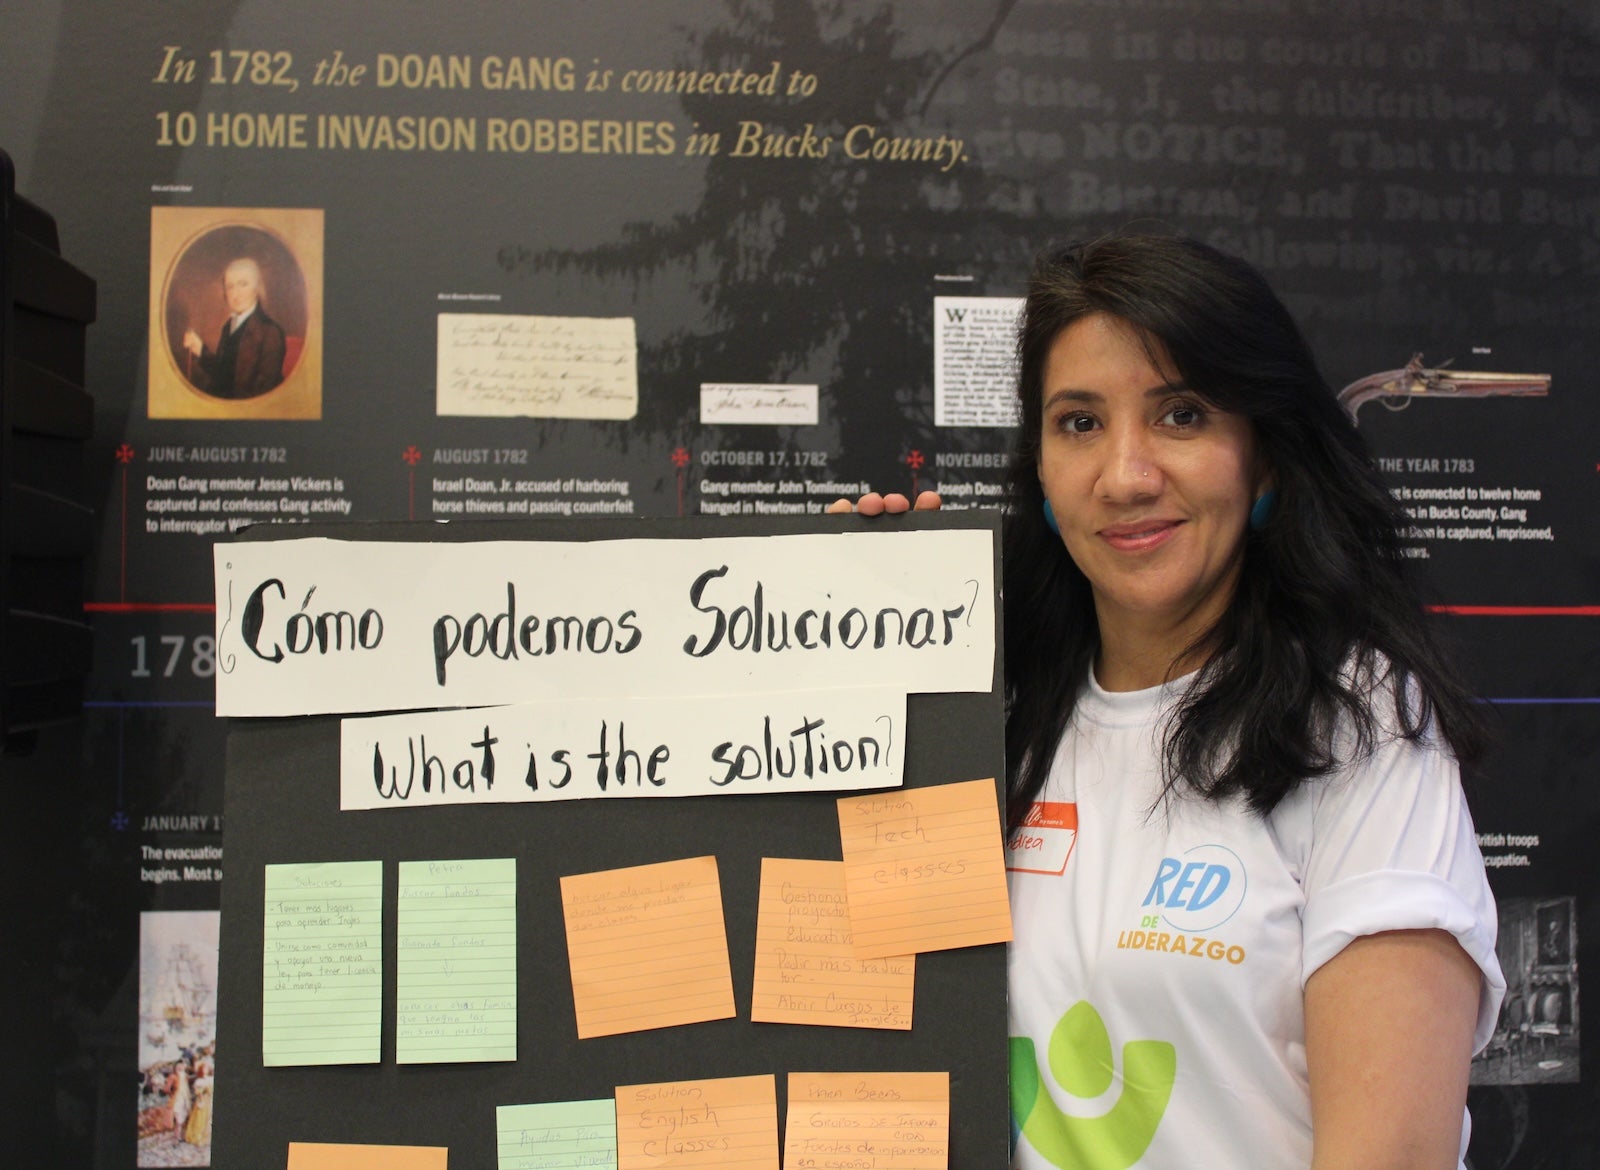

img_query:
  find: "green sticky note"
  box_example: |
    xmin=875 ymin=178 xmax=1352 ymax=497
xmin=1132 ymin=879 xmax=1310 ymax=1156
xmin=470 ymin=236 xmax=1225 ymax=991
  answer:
xmin=496 ymin=1099 xmax=617 ymax=1170
xmin=262 ymin=860 xmax=383 ymax=1066
xmin=397 ymin=857 xmax=517 ymax=1063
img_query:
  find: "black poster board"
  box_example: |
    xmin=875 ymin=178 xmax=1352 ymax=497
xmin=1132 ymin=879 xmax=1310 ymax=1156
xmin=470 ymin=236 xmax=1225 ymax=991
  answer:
xmin=213 ymin=511 xmax=1007 ymax=1169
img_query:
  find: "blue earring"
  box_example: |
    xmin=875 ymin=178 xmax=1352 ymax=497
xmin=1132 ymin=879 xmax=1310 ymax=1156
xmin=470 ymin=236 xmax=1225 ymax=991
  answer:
xmin=1249 ymin=490 xmax=1277 ymax=530
xmin=1043 ymin=499 xmax=1060 ymax=535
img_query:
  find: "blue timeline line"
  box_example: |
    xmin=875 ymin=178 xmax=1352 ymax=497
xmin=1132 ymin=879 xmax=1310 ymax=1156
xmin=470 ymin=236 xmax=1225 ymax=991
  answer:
xmin=1483 ymin=698 xmax=1600 ymax=705
xmin=112 ymin=708 xmax=128 ymax=831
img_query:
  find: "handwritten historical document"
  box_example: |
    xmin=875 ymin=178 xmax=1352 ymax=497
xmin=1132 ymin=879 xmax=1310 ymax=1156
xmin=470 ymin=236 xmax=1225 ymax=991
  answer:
xmin=262 ymin=860 xmax=383 ymax=1066
xmin=436 ymin=313 xmax=637 ymax=420
xmin=837 ymin=778 xmax=1013 ymax=958
xmin=699 ymin=382 xmax=819 ymax=426
xmin=559 ymin=855 xmax=735 ymax=1039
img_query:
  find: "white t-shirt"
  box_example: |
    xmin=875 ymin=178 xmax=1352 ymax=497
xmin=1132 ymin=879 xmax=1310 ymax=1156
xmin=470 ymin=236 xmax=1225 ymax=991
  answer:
xmin=1007 ymin=671 xmax=1504 ymax=1170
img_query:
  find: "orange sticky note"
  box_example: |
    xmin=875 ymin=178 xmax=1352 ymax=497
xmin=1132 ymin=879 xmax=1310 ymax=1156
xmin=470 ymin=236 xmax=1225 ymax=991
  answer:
xmin=616 ymin=1073 xmax=779 ymax=1170
xmin=287 ymin=1142 xmax=447 ymax=1170
xmin=837 ymin=777 xmax=1012 ymax=958
xmin=559 ymin=855 xmax=735 ymax=1038
xmin=785 ymin=1072 xmax=949 ymax=1169
xmin=750 ymin=857 xmax=914 ymax=1029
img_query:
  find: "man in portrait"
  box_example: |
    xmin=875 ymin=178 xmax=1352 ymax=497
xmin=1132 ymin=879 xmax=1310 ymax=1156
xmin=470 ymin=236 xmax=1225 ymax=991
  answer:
xmin=182 ymin=257 xmax=287 ymax=399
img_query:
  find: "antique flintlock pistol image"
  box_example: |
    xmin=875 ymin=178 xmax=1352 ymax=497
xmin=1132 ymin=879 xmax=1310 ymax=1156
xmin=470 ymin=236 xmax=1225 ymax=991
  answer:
xmin=1338 ymin=354 xmax=1550 ymax=424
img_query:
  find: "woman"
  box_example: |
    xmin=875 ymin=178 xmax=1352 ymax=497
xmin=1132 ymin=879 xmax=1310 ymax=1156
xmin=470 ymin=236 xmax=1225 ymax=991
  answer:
xmin=184 ymin=1050 xmax=214 ymax=1148
xmin=837 ymin=234 xmax=1502 ymax=1169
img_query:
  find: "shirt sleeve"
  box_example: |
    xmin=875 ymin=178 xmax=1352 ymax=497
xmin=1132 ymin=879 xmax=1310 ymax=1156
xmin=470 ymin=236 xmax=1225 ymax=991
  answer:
xmin=1293 ymin=728 xmax=1506 ymax=1052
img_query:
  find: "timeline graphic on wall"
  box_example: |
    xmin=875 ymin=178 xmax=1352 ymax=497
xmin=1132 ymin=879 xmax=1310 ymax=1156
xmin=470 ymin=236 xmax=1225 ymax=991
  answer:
xmin=3 ymin=0 xmax=1597 ymax=1165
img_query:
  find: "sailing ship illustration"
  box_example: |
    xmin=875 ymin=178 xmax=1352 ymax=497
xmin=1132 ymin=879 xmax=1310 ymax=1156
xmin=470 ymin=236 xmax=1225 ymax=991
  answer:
xmin=144 ymin=944 xmax=214 ymax=1045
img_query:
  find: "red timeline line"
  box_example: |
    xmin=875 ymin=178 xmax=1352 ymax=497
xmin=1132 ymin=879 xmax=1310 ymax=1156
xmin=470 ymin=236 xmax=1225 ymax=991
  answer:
xmin=1429 ymin=605 xmax=1600 ymax=616
xmin=84 ymin=602 xmax=215 ymax=613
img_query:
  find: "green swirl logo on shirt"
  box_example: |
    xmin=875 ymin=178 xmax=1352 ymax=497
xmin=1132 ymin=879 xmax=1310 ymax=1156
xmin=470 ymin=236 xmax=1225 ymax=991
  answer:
xmin=1010 ymin=1001 xmax=1176 ymax=1170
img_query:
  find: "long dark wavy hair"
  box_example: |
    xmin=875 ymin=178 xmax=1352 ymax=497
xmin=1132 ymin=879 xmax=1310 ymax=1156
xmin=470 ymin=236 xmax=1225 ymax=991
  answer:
xmin=1003 ymin=233 xmax=1485 ymax=827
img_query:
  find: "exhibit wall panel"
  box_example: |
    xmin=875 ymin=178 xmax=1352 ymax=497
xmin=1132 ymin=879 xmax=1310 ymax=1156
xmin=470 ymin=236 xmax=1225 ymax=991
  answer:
xmin=1 ymin=0 xmax=1597 ymax=1165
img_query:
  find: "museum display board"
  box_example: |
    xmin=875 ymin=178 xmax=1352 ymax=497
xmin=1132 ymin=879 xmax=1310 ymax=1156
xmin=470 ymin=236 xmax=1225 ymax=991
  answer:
xmin=212 ymin=512 xmax=1007 ymax=1168
xmin=0 ymin=1 xmax=1595 ymax=1165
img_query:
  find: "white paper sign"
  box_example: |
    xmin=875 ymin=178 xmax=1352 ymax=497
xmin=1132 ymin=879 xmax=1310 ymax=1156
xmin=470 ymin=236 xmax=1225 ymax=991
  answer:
xmin=215 ymin=529 xmax=994 ymax=717
xmin=934 ymin=296 xmax=1024 ymax=428
xmin=435 ymin=313 xmax=637 ymax=419
xmin=700 ymin=383 xmax=819 ymax=426
xmin=340 ymin=688 xmax=906 ymax=810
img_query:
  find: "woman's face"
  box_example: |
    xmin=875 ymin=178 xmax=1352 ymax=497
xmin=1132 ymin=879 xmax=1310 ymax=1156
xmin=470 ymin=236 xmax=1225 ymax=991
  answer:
xmin=1037 ymin=313 xmax=1267 ymax=651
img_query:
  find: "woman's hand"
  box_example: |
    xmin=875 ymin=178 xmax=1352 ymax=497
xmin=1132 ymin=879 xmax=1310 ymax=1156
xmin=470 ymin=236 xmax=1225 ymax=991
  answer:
xmin=825 ymin=491 xmax=942 ymax=515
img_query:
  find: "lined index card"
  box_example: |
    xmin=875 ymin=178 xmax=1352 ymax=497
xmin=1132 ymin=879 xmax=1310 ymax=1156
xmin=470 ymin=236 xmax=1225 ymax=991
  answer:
xmin=837 ymin=778 xmax=1012 ymax=958
xmin=616 ymin=1074 xmax=778 ymax=1170
xmin=287 ymin=1142 xmax=448 ymax=1169
xmin=750 ymin=857 xmax=914 ymax=1029
xmin=263 ymin=860 xmax=383 ymax=1066
xmin=785 ymin=1072 xmax=949 ymax=1169
xmin=496 ymin=1098 xmax=616 ymax=1170
xmin=559 ymin=855 xmax=734 ymax=1039
xmin=396 ymin=857 xmax=517 ymax=1063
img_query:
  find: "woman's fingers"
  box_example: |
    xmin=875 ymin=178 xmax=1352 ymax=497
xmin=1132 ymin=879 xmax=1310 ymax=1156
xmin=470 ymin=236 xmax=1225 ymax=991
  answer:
xmin=826 ymin=490 xmax=944 ymax=514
